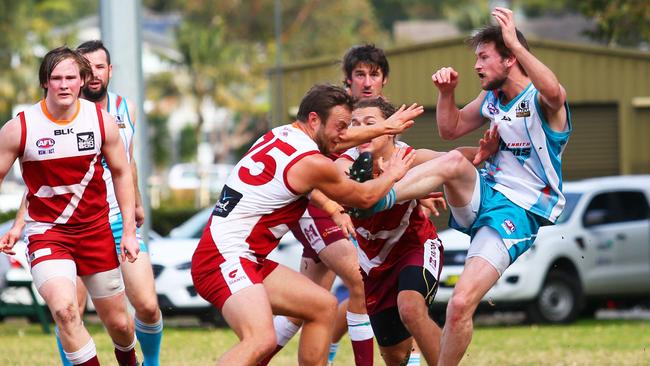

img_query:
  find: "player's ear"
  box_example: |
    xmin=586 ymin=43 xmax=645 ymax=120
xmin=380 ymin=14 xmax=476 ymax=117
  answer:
xmin=308 ymin=111 xmax=322 ymax=129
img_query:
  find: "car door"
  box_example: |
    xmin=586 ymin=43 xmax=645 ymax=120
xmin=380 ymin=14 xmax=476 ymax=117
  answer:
xmin=581 ymin=191 xmax=650 ymax=295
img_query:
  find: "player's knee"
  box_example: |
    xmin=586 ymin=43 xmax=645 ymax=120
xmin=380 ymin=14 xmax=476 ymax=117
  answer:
xmin=444 ymin=150 xmax=469 ymax=178
xmin=447 ymin=293 xmax=474 ymax=324
xmin=135 ymin=300 xmax=161 ymax=322
xmin=398 ymin=301 xmax=426 ymax=328
xmin=53 ymin=303 xmax=80 ymax=326
xmin=314 ymin=292 xmax=338 ymax=320
xmin=105 ymin=314 xmax=133 ymax=336
xmin=244 ymin=332 xmax=276 ymax=360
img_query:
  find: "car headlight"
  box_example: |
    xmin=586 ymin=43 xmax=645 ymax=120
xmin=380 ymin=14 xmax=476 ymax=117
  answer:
xmin=175 ymin=262 xmax=192 ymax=270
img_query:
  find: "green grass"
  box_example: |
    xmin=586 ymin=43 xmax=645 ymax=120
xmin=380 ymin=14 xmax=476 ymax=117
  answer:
xmin=1 ymin=318 xmax=649 ymax=365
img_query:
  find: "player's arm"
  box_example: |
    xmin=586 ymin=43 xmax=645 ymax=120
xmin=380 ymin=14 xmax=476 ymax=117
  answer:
xmin=290 ymin=149 xmax=414 ymax=209
xmin=125 ymin=99 xmax=145 ymax=227
xmin=101 ymin=109 xmax=138 ymax=262
xmin=309 ymin=189 xmax=356 ymax=238
xmin=493 ymin=7 xmax=567 ymax=132
xmin=432 ymin=63 xmax=490 ymax=140
xmin=0 ymin=117 xmax=22 ymax=254
xmin=334 ymin=103 xmax=423 ymax=151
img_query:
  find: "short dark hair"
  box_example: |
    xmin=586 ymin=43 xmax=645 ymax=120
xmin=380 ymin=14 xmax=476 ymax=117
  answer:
xmin=466 ymin=25 xmax=529 ymax=59
xmin=296 ymin=84 xmax=354 ymax=123
xmin=39 ymin=46 xmax=92 ymax=94
xmin=77 ymin=40 xmax=111 ymax=65
xmin=342 ymin=44 xmax=389 ymax=88
xmin=353 ymin=97 xmax=397 ymax=120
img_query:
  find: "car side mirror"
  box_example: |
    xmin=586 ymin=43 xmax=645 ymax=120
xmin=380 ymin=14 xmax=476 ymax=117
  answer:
xmin=584 ymin=209 xmax=608 ymax=227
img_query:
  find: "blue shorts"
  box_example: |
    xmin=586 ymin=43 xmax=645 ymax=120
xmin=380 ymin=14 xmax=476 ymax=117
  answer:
xmin=450 ymin=174 xmax=544 ymax=264
xmin=110 ymin=213 xmax=148 ymax=254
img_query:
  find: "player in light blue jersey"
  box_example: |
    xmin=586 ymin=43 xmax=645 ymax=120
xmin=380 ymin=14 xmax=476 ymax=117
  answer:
xmin=363 ymin=7 xmax=571 ymax=365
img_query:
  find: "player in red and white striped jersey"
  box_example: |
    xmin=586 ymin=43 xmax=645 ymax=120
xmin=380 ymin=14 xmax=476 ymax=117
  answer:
xmin=0 ymin=47 xmax=139 ymax=366
xmin=191 ymin=84 xmax=421 ymax=366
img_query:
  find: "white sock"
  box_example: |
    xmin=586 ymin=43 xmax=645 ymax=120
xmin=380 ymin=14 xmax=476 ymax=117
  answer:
xmin=113 ymin=335 xmax=137 ymax=352
xmin=64 ymin=338 xmax=97 ymax=365
xmin=274 ymin=315 xmax=301 ymax=346
xmin=346 ymin=311 xmax=374 ymax=341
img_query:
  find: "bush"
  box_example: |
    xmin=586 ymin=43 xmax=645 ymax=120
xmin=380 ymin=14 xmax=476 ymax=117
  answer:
xmin=151 ymin=207 xmax=201 ymax=236
xmin=0 ymin=210 xmax=18 ymax=224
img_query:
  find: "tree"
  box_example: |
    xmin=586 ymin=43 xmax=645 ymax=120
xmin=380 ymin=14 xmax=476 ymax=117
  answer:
xmin=567 ymin=0 xmax=649 ymax=47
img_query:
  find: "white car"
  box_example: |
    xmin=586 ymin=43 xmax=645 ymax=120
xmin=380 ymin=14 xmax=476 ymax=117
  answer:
xmin=149 ymin=207 xmax=306 ymax=324
xmin=434 ymin=175 xmax=650 ymax=324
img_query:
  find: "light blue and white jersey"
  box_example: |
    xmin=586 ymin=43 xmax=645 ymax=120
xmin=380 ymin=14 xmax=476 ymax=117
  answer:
xmin=479 ymin=83 xmax=571 ymax=223
xmin=102 ymin=91 xmax=135 ymax=217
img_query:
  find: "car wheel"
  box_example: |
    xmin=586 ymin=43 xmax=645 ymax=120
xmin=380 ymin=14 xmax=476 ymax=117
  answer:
xmin=526 ymin=270 xmax=582 ymax=324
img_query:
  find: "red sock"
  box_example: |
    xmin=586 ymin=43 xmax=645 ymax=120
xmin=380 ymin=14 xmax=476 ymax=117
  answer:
xmin=114 ymin=347 xmax=137 ymax=366
xmin=76 ymin=355 xmax=100 ymax=366
xmin=257 ymin=344 xmax=283 ymax=366
xmin=351 ymin=338 xmax=374 ymax=366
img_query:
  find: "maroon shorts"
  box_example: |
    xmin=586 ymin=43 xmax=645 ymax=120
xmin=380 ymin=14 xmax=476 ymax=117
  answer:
xmin=290 ymin=204 xmax=346 ymax=263
xmin=191 ymin=239 xmax=279 ymax=310
xmin=26 ymin=222 xmax=119 ymax=276
xmin=364 ymin=237 xmax=443 ymax=316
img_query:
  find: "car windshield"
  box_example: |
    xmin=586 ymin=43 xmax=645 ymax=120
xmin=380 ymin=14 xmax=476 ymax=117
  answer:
xmin=556 ymin=192 xmax=581 ymax=224
xmin=169 ymin=207 xmax=213 ymax=239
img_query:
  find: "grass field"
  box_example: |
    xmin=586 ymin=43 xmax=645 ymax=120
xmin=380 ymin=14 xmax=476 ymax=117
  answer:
xmin=1 ymin=318 xmax=649 ymax=365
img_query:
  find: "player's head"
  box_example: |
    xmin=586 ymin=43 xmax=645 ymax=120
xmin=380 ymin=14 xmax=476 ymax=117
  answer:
xmin=39 ymin=46 xmax=92 ymax=106
xmin=342 ymin=44 xmax=389 ymax=100
xmin=297 ymin=84 xmax=354 ymax=155
xmin=77 ymin=40 xmax=112 ymax=102
xmin=467 ymin=25 xmax=529 ymax=90
xmin=351 ymin=97 xmax=397 ymax=158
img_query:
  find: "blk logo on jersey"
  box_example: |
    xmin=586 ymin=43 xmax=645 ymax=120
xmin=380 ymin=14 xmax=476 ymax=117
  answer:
xmin=516 ymin=100 xmax=531 ymax=117
xmin=76 ymin=132 xmax=95 ymax=151
xmin=213 ymin=185 xmax=243 ymax=217
xmin=115 ymin=114 xmax=126 ymax=129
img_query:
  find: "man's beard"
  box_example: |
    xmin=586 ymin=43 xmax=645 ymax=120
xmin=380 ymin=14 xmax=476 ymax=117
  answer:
xmin=82 ymin=81 xmax=108 ymax=102
xmin=482 ymin=74 xmax=506 ymax=91
xmin=315 ymin=127 xmax=331 ymax=155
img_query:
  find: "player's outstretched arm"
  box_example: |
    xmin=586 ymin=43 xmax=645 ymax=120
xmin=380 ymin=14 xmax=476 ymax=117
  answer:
xmin=432 ymin=67 xmax=488 ymax=140
xmin=492 ymin=7 xmax=567 ymax=132
xmin=101 ymin=110 xmax=139 ymax=262
xmin=290 ymin=148 xmax=415 ymax=209
xmin=335 ymin=103 xmax=423 ymax=151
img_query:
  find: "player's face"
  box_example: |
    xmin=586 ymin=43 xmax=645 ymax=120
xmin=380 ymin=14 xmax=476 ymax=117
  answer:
xmin=347 ymin=63 xmax=386 ymax=100
xmin=81 ymin=49 xmax=111 ymax=102
xmin=45 ymin=58 xmax=83 ymax=108
xmin=474 ymin=42 xmax=508 ymax=91
xmin=350 ymin=107 xmax=392 ymax=158
xmin=316 ymin=105 xmax=351 ymax=155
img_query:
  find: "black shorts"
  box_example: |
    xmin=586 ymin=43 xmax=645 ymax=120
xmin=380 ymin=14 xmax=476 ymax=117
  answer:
xmin=369 ymin=265 xmax=439 ymax=347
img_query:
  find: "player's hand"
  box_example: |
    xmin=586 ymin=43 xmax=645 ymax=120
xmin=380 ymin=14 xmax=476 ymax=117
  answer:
xmin=0 ymin=224 xmax=23 ymax=255
xmin=120 ymin=233 xmax=140 ymax=263
xmin=135 ymin=205 xmax=145 ymax=228
xmin=473 ymin=125 xmax=500 ymax=165
xmin=332 ymin=210 xmax=356 ymax=239
xmin=379 ymin=147 xmax=416 ymax=182
xmin=381 ymin=103 xmax=423 ymax=135
xmin=432 ymin=67 xmax=459 ymax=93
xmin=492 ymin=7 xmax=521 ymax=51
xmin=418 ymin=192 xmax=447 ymax=217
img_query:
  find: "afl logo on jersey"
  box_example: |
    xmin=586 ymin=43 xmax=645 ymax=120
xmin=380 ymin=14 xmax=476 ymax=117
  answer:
xmin=115 ymin=114 xmax=126 ymax=129
xmin=36 ymin=138 xmax=55 ymax=149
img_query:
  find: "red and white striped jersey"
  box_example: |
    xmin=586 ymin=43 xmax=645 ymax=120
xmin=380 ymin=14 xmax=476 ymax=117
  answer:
xmin=342 ymin=142 xmax=438 ymax=276
xmin=19 ymin=99 xmax=108 ymax=237
xmin=201 ymin=123 xmax=320 ymax=263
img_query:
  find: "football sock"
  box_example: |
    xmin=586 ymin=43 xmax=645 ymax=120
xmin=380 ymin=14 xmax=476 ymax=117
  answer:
xmin=257 ymin=316 xmax=301 ymax=365
xmin=64 ymin=338 xmax=99 ymax=366
xmin=328 ymin=342 xmax=340 ymax=364
xmin=407 ymin=352 xmax=421 ymax=365
xmin=135 ymin=313 xmax=163 ymax=366
xmin=114 ymin=336 xmax=138 ymax=366
xmin=371 ymin=188 xmax=396 ymax=213
xmin=347 ymin=311 xmax=374 ymax=366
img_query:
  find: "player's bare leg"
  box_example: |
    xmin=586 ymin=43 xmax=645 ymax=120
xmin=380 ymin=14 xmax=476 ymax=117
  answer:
xmin=319 ymin=239 xmax=374 ymax=365
xmin=92 ymin=291 xmax=138 ymax=365
xmin=378 ymin=337 xmax=412 ymax=366
xmin=39 ymin=277 xmax=92 ymax=353
xmin=221 ymin=284 xmax=277 ymax=365
xmin=438 ymin=257 xmax=499 ymax=366
xmin=122 ymin=252 xmax=163 ymax=365
xmin=397 ymin=290 xmax=441 ymax=365
xmin=265 ymin=264 xmax=338 ymax=365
